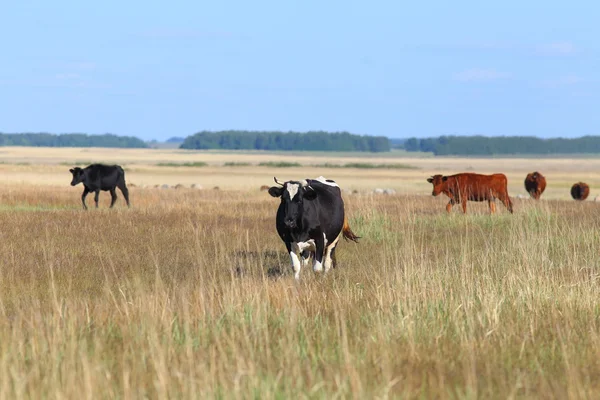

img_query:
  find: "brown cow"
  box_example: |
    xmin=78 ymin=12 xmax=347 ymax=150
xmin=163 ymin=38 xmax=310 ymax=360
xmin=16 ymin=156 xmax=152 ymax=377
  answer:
xmin=259 ymin=185 xmax=270 ymax=191
xmin=571 ymin=182 xmax=590 ymax=200
xmin=427 ymin=173 xmax=514 ymax=214
xmin=524 ymin=171 xmax=546 ymax=200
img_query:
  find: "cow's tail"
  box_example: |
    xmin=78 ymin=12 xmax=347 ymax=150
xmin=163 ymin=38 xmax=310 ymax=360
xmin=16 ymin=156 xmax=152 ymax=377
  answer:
xmin=342 ymin=216 xmax=360 ymax=243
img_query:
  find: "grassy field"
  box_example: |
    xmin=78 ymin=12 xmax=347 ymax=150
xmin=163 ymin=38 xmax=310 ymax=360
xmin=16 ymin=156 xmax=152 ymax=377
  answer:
xmin=0 ymin=148 xmax=600 ymax=398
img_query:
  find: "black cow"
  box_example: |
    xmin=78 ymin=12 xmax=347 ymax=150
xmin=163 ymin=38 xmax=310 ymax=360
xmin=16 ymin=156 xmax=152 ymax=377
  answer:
xmin=268 ymin=176 xmax=359 ymax=280
xmin=69 ymin=164 xmax=130 ymax=210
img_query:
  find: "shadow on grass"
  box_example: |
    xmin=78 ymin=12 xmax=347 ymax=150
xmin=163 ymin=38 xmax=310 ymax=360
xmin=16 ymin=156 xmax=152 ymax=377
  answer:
xmin=233 ymin=250 xmax=288 ymax=279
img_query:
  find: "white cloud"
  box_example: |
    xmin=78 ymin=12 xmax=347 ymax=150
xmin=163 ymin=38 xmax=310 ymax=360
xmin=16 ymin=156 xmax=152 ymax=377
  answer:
xmin=453 ymin=68 xmax=511 ymax=82
xmin=537 ymin=41 xmax=577 ymax=56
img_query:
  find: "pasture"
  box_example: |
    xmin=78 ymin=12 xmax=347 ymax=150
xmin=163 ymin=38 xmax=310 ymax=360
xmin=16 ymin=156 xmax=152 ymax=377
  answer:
xmin=1 ymin=147 xmax=600 ymax=398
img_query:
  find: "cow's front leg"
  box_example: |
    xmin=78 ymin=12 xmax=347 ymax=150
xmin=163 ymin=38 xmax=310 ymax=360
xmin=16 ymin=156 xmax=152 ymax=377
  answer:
xmin=81 ymin=187 xmax=90 ymax=210
xmin=289 ymin=242 xmax=302 ymax=280
xmin=94 ymin=190 xmax=100 ymax=208
xmin=312 ymin=234 xmax=325 ymax=273
xmin=446 ymin=198 xmax=456 ymax=213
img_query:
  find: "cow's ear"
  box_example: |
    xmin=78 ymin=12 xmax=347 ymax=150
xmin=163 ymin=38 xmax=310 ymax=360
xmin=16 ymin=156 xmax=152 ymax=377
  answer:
xmin=303 ymin=187 xmax=317 ymax=200
xmin=268 ymin=186 xmax=283 ymax=198
xmin=69 ymin=169 xmax=74 ymax=173
xmin=442 ymin=176 xmax=448 ymax=182
xmin=426 ymin=177 xmax=433 ymax=183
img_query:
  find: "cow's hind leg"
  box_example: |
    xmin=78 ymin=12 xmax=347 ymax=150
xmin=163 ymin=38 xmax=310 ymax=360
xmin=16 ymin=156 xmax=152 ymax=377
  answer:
xmin=461 ymin=199 xmax=468 ymax=214
xmin=330 ymin=247 xmax=338 ymax=268
xmin=94 ymin=190 xmax=100 ymax=208
xmin=301 ymin=250 xmax=312 ymax=269
xmin=312 ymin=234 xmax=325 ymax=273
xmin=323 ymin=233 xmax=341 ymax=272
xmin=499 ymin=193 xmax=514 ymax=213
xmin=109 ymin=188 xmax=118 ymax=208
xmin=118 ymin=182 xmax=130 ymax=207
xmin=488 ymin=200 xmax=497 ymax=214
xmin=81 ymin=187 xmax=90 ymax=210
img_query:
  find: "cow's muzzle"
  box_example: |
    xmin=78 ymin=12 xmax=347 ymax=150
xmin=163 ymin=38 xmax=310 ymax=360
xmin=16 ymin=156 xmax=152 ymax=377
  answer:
xmin=284 ymin=219 xmax=297 ymax=228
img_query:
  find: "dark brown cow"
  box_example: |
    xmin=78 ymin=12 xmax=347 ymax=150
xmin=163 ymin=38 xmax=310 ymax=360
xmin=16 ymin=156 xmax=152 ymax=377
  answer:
xmin=571 ymin=182 xmax=590 ymax=200
xmin=427 ymin=173 xmax=513 ymax=214
xmin=524 ymin=171 xmax=547 ymax=200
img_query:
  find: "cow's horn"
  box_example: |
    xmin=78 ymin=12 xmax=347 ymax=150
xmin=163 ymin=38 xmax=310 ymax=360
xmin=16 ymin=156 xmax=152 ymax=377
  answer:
xmin=273 ymin=177 xmax=284 ymax=186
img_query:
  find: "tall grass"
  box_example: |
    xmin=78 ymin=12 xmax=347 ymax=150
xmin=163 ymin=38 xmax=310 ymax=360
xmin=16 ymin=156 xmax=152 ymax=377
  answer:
xmin=0 ymin=187 xmax=598 ymax=397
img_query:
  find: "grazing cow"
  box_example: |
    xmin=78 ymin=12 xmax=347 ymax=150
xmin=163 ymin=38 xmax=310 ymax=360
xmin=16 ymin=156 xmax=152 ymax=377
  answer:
xmin=524 ymin=171 xmax=546 ymax=200
xmin=571 ymin=182 xmax=590 ymax=201
xmin=268 ymin=176 xmax=359 ymax=280
xmin=69 ymin=164 xmax=130 ymax=210
xmin=426 ymin=173 xmax=513 ymax=214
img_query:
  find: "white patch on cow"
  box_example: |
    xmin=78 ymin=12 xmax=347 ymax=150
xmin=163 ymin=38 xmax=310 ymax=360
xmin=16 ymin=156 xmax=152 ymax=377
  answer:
xmin=289 ymin=251 xmax=302 ymax=280
xmin=314 ymin=176 xmax=339 ymax=187
xmin=300 ymin=180 xmax=308 ymax=187
xmin=286 ymin=183 xmax=300 ymax=199
xmin=292 ymin=240 xmax=316 ymax=253
xmin=313 ymin=260 xmax=323 ymax=272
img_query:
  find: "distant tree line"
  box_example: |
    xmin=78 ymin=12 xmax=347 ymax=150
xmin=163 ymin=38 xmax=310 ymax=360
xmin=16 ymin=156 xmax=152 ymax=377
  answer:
xmin=180 ymin=130 xmax=390 ymax=152
xmin=403 ymin=135 xmax=600 ymax=155
xmin=0 ymin=133 xmax=148 ymax=148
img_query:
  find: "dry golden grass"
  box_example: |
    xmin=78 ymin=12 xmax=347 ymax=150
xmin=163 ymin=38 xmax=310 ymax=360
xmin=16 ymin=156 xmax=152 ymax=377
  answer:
xmin=1 ymin=178 xmax=600 ymax=398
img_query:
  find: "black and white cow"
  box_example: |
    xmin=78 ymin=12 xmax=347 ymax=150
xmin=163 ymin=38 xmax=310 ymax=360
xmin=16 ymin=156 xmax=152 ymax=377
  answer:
xmin=268 ymin=176 xmax=359 ymax=280
xmin=69 ymin=164 xmax=130 ymax=210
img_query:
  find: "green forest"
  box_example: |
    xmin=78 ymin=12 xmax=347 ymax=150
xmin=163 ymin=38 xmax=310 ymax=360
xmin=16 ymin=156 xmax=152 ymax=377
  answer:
xmin=180 ymin=130 xmax=390 ymax=152
xmin=403 ymin=135 xmax=600 ymax=155
xmin=0 ymin=133 xmax=148 ymax=148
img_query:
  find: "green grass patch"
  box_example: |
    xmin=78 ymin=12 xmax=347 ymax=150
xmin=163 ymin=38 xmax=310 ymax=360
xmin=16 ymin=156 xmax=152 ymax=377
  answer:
xmin=156 ymin=162 xmax=208 ymax=167
xmin=59 ymin=161 xmax=95 ymax=166
xmin=0 ymin=161 xmax=31 ymax=166
xmin=314 ymin=162 xmax=418 ymax=169
xmin=258 ymin=161 xmax=302 ymax=168
xmin=223 ymin=162 xmax=252 ymax=167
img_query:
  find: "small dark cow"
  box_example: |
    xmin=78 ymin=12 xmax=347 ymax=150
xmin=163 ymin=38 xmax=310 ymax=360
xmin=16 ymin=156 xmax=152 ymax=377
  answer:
xmin=571 ymin=182 xmax=590 ymax=201
xmin=69 ymin=164 xmax=130 ymax=210
xmin=524 ymin=171 xmax=546 ymax=200
xmin=427 ymin=173 xmax=513 ymax=214
xmin=268 ymin=176 xmax=359 ymax=280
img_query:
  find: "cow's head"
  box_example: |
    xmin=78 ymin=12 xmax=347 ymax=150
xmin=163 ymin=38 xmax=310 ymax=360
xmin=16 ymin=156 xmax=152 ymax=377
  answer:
xmin=268 ymin=177 xmax=317 ymax=229
xmin=69 ymin=167 xmax=84 ymax=186
xmin=426 ymin=174 xmax=447 ymax=196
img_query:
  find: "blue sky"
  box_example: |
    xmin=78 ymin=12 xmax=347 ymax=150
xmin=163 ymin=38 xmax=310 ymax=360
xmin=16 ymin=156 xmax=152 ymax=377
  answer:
xmin=1 ymin=1 xmax=598 ymax=140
